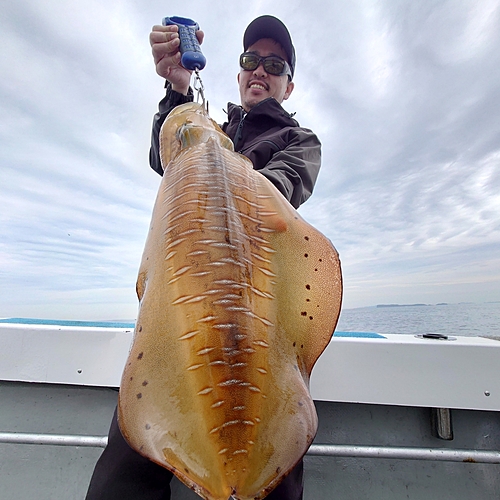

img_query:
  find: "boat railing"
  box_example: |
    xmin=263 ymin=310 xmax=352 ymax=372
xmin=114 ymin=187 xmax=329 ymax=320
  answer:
xmin=1 ymin=432 xmax=499 ymax=464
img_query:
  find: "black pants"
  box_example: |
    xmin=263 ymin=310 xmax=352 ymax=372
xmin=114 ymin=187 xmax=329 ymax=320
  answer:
xmin=86 ymin=408 xmax=304 ymax=500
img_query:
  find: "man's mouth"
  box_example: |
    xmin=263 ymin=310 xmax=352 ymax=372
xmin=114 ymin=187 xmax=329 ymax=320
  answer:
xmin=249 ymin=81 xmax=268 ymax=91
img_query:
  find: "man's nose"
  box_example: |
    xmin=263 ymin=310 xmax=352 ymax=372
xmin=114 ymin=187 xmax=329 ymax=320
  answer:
xmin=253 ymin=63 xmax=267 ymax=76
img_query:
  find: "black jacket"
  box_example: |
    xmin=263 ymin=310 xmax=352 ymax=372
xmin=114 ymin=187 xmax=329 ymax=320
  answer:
xmin=149 ymin=84 xmax=321 ymax=208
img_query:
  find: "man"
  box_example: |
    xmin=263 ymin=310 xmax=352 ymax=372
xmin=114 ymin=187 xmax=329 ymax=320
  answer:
xmin=86 ymin=15 xmax=320 ymax=500
xmin=149 ymin=15 xmax=321 ymax=209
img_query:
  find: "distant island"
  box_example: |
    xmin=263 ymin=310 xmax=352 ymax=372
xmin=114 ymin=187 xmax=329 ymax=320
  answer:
xmin=376 ymin=303 xmax=448 ymax=308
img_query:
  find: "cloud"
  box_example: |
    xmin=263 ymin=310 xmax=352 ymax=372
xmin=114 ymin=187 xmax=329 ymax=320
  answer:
xmin=1 ymin=0 xmax=500 ymax=319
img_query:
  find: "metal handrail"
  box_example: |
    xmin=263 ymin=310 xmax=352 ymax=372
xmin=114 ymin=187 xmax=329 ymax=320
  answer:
xmin=307 ymin=444 xmax=500 ymax=464
xmin=1 ymin=432 xmax=499 ymax=464
xmin=0 ymin=432 xmax=107 ymax=448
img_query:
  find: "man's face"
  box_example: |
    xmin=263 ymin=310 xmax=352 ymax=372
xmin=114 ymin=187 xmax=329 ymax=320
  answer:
xmin=238 ymin=38 xmax=295 ymax=112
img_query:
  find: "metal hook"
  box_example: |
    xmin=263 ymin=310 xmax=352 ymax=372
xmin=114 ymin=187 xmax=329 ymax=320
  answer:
xmin=193 ymin=68 xmax=208 ymax=112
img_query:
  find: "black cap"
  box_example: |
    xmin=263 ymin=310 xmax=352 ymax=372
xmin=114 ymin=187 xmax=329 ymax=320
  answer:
xmin=243 ymin=15 xmax=296 ymax=79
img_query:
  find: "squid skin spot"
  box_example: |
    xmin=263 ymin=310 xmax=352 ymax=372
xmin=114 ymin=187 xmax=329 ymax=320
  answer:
xmin=319 ymin=258 xmax=323 ymax=262
xmin=274 ymin=218 xmax=288 ymax=232
xmin=309 ymin=316 xmax=314 ymax=320
xmin=301 ymin=311 xmax=307 ymax=316
xmin=306 ymin=284 xmax=311 ymax=290
xmin=293 ymin=342 xmax=296 ymax=347
xmin=145 ymin=424 xmax=151 ymax=430
xmin=306 ymin=299 xmax=310 ymax=302
xmin=304 ymin=236 xmax=309 ymax=241
xmin=129 ymin=377 xmax=133 ymax=381
xmin=137 ymin=352 xmax=144 ymax=360
xmin=301 ymin=344 xmax=304 ymax=348
xmin=136 ymin=393 xmax=142 ymax=399
xmin=315 ymin=268 xmax=318 ymax=272
xmin=139 ymin=326 xmax=142 ymax=332
xmin=304 ymin=253 xmax=309 ymax=258
xmin=298 ymin=401 xmax=304 ymax=407
xmin=184 ymin=468 xmax=190 ymax=474
xmin=142 ymin=380 xmax=148 ymax=386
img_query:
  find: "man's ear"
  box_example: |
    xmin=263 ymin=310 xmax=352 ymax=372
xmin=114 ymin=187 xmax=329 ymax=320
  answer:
xmin=283 ymin=81 xmax=295 ymax=101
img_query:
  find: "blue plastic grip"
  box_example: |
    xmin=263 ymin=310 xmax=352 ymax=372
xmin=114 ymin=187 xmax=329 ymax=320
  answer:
xmin=162 ymin=16 xmax=206 ymax=71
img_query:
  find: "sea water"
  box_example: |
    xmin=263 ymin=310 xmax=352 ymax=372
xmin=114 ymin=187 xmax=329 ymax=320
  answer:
xmin=336 ymin=302 xmax=500 ymax=338
xmin=0 ymin=317 xmax=135 ymax=329
xmin=2 ymin=302 xmax=499 ymax=338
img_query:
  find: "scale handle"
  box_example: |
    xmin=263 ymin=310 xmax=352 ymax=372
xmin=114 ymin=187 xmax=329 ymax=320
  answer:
xmin=162 ymin=16 xmax=206 ymax=71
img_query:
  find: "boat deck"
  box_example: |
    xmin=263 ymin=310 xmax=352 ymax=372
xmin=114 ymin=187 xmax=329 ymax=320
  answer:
xmin=1 ymin=323 xmax=499 ymax=499
xmin=1 ymin=380 xmax=499 ymax=499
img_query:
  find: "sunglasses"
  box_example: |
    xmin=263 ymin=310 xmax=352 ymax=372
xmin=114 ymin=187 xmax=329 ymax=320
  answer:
xmin=239 ymin=52 xmax=292 ymax=78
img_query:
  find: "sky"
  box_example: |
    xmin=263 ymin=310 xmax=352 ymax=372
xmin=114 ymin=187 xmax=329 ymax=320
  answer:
xmin=1 ymin=0 xmax=500 ymax=320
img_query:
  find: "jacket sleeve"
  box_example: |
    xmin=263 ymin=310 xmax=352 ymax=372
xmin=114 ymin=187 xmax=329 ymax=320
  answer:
xmin=149 ymin=83 xmax=194 ymax=176
xmin=258 ymin=128 xmax=321 ymax=209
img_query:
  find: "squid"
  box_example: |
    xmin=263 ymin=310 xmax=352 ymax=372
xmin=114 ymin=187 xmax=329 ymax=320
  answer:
xmin=118 ymin=103 xmax=342 ymax=499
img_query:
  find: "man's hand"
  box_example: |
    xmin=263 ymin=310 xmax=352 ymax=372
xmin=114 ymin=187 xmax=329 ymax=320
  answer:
xmin=150 ymin=25 xmax=204 ymax=96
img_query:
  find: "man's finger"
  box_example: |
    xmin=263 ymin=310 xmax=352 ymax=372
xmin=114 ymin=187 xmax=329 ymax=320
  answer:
xmin=151 ymin=24 xmax=178 ymax=33
xmin=151 ymin=38 xmax=181 ymax=62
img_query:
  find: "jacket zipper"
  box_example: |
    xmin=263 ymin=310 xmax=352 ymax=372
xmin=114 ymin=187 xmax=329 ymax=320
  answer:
xmin=234 ymin=115 xmax=245 ymax=150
